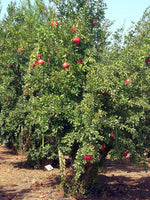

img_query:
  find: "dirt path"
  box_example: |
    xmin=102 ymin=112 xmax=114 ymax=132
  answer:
xmin=0 ymin=145 xmax=72 ymax=200
xmin=97 ymin=159 xmax=150 ymax=200
xmin=0 ymin=145 xmax=150 ymax=200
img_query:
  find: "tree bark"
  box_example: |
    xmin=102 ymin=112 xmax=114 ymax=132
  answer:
xmin=58 ymin=150 xmax=66 ymax=180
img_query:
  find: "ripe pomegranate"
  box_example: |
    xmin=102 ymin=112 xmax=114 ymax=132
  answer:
xmin=38 ymin=59 xmax=45 ymax=65
xmin=84 ymin=155 xmax=91 ymax=161
xmin=110 ymin=133 xmax=114 ymax=137
xmin=62 ymin=62 xmax=69 ymax=69
xmin=73 ymin=37 xmax=81 ymax=44
xmin=93 ymin=20 xmax=97 ymax=24
xmin=17 ymin=48 xmax=23 ymax=52
xmin=7 ymin=64 xmax=13 ymax=67
xmin=70 ymin=27 xmax=77 ymax=32
xmin=103 ymin=92 xmax=109 ymax=96
xmin=51 ymin=21 xmax=59 ymax=26
xmin=123 ymin=152 xmax=127 ymax=157
xmin=55 ymin=21 xmax=59 ymax=26
xmin=77 ymin=60 xmax=82 ymax=64
xmin=100 ymin=145 xmax=105 ymax=151
xmin=125 ymin=78 xmax=131 ymax=83
xmin=145 ymin=57 xmax=150 ymax=64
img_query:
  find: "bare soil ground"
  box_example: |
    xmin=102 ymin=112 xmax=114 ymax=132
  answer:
xmin=0 ymin=145 xmax=150 ymax=200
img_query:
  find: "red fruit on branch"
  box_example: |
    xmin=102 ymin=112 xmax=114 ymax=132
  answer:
xmin=27 ymin=84 xmax=31 ymax=88
xmin=100 ymin=145 xmax=105 ymax=151
xmin=84 ymin=155 xmax=91 ymax=161
xmin=110 ymin=133 xmax=114 ymax=138
xmin=103 ymin=92 xmax=109 ymax=96
xmin=7 ymin=64 xmax=13 ymax=67
xmin=5 ymin=99 xmax=9 ymax=102
xmin=77 ymin=60 xmax=82 ymax=64
xmin=93 ymin=20 xmax=97 ymax=24
xmin=17 ymin=48 xmax=23 ymax=52
xmin=38 ymin=54 xmax=41 ymax=58
xmin=44 ymin=8 xmax=46 ymax=11
xmin=55 ymin=21 xmax=59 ymax=26
xmin=38 ymin=59 xmax=45 ymax=65
xmin=123 ymin=152 xmax=127 ymax=157
xmin=62 ymin=62 xmax=69 ymax=69
xmin=70 ymin=27 xmax=77 ymax=32
xmin=145 ymin=57 xmax=150 ymax=64
xmin=33 ymin=61 xmax=39 ymax=67
xmin=51 ymin=21 xmax=59 ymax=26
xmin=125 ymin=78 xmax=131 ymax=83
xmin=73 ymin=37 xmax=81 ymax=44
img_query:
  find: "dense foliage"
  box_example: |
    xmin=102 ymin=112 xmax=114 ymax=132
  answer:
xmin=0 ymin=0 xmax=149 ymax=195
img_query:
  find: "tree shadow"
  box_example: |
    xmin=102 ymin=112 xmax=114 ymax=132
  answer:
xmin=0 ymin=186 xmax=9 ymax=200
xmin=0 ymin=186 xmax=32 ymax=200
xmin=0 ymin=156 xmax=5 ymax=160
xmin=76 ymin=175 xmax=150 ymax=200
xmin=1 ymin=144 xmax=18 ymax=155
xmin=98 ymin=175 xmax=150 ymax=200
xmin=10 ymin=158 xmax=60 ymax=170
xmin=1 ymin=145 xmax=150 ymax=200
xmin=0 ymin=177 xmax=61 ymax=200
xmin=10 ymin=159 xmax=36 ymax=169
xmin=106 ymin=158 xmax=150 ymax=173
xmin=76 ymin=158 xmax=150 ymax=200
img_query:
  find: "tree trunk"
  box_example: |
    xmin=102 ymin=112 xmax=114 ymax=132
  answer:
xmin=19 ymin=126 xmax=24 ymax=154
xmin=58 ymin=150 xmax=66 ymax=181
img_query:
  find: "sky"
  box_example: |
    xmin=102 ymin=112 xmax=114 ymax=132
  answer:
xmin=105 ymin=0 xmax=150 ymax=33
xmin=0 ymin=0 xmax=149 ymax=33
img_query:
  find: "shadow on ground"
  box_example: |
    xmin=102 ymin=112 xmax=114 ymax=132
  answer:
xmin=1 ymin=145 xmax=150 ymax=200
xmin=0 ymin=186 xmax=32 ymax=200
